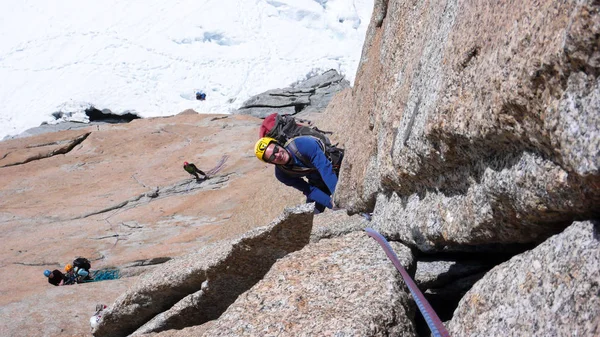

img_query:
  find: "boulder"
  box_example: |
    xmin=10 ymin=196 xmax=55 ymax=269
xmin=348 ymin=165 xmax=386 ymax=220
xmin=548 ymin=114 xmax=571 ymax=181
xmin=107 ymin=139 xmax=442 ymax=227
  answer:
xmin=236 ymin=69 xmax=350 ymax=118
xmin=310 ymin=208 xmax=370 ymax=243
xmin=448 ymin=221 xmax=600 ymax=336
xmin=200 ymin=231 xmax=417 ymax=336
xmin=240 ymin=88 xmax=312 ymax=109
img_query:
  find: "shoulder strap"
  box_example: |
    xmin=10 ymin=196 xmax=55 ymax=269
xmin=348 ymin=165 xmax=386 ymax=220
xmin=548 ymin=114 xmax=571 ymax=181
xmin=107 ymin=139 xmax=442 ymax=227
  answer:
xmin=285 ymin=136 xmax=326 ymax=165
xmin=285 ymin=138 xmax=311 ymax=168
xmin=277 ymin=165 xmax=315 ymax=176
xmin=276 ymin=137 xmax=325 ymax=175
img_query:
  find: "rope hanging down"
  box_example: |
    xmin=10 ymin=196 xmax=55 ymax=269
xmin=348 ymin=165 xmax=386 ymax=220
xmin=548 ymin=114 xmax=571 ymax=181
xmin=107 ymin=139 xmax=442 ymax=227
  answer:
xmin=365 ymin=228 xmax=450 ymax=337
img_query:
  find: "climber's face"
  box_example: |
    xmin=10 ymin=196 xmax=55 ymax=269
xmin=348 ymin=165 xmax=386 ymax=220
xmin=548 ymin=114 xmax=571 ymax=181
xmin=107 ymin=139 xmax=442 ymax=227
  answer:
xmin=264 ymin=144 xmax=289 ymax=165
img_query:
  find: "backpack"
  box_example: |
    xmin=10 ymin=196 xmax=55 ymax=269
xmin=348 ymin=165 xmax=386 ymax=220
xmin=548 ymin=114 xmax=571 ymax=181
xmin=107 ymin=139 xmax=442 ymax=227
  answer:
xmin=282 ymin=136 xmax=345 ymax=176
xmin=73 ymin=257 xmax=91 ymax=272
xmin=259 ymin=113 xmax=332 ymax=147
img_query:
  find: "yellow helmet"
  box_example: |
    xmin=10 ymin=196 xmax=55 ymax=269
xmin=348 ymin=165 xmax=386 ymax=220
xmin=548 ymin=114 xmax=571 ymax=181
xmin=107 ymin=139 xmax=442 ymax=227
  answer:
xmin=65 ymin=263 xmax=73 ymax=272
xmin=255 ymin=137 xmax=277 ymax=162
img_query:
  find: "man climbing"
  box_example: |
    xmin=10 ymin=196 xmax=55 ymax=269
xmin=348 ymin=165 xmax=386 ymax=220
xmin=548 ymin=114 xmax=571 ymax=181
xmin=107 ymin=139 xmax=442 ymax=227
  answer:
xmin=183 ymin=161 xmax=207 ymax=181
xmin=254 ymin=136 xmax=339 ymax=213
xmin=44 ymin=269 xmax=66 ymax=286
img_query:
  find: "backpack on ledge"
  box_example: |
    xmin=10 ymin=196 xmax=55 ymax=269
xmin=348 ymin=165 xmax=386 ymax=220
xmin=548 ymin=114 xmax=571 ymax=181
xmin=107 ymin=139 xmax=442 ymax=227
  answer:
xmin=259 ymin=113 xmax=332 ymax=147
xmin=73 ymin=257 xmax=91 ymax=272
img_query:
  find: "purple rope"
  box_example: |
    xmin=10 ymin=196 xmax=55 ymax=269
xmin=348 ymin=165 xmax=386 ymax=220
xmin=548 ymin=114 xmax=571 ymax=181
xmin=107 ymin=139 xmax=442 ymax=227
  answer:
xmin=365 ymin=228 xmax=450 ymax=337
xmin=205 ymin=155 xmax=229 ymax=176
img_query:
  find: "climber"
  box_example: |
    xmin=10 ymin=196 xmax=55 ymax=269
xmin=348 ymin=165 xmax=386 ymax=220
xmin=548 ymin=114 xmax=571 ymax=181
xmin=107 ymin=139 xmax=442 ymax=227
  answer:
xmin=183 ymin=161 xmax=207 ymax=181
xmin=73 ymin=266 xmax=92 ymax=283
xmin=195 ymin=91 xmax=206 ymax=101
xmin=63 ymin=263 xmax=77 ymax=285
xmin=254 ymin=136 xmax=339 ymax=213
xmin=44 ymin=269 xmax=66 ymax=286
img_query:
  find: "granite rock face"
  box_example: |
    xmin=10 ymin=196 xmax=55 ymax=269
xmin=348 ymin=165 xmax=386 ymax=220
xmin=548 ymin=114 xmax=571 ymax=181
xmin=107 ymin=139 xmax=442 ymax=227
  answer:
xmin=200 ymin=231 xmax=417 ymax=337
xmin=0 ymin=112 xmax=308 ymax=336
xmin=0 ymin=129 xmax=90 ymax=167
xmin=3 ymin=1 xmax=599 ymax=336
xmin=449 ymin=221 xmax=600 ymax=336
xmin=92 ymin=204 xmax=315 ymax=337
xmin=320 ymin=0 xmax=600 ymax=251
xmin=310 ymin=208 xmax=371 ymax=243
xmin=236 ymin=69 xmax=350 ymax=118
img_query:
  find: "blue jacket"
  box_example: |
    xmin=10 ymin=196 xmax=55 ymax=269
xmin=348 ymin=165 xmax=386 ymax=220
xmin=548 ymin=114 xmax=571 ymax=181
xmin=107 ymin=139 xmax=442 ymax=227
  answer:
xmin=274 ymin=136 xmax=338 ymax=208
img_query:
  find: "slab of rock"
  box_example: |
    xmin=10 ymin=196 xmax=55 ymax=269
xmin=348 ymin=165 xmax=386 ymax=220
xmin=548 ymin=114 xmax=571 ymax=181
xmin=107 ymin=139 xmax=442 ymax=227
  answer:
xmin=448 ymin=221 xmax=600 ymax=336
xmin=240 ymin=88 xmax=312 ymax=108
xmin=0 ymin=129 xmax=91 ymax=167
xmin=319 ymin=0 xmax=600 ymax=252
xmin=0 ymin=111 xmax=310 ymax=336
xmin=235 ymin=105 xmax=297 ymax=118
xmin=0 ymin=277 xmax=135 ymax=337
xmin=294 ymin=69 xmax=351 ymax=116
xmin=3 ymin=121 xmax=101 ymax=140
xmin=200 ymin=231 xmax=417 ymax=337
xmin=236 ymin=69 xmax=350 ymax=118
xmin=370 ymin=152 xmax=594 ymax=252
xmin=93 ymin=204 xmax=315 ymax=337
xmin=310 ymin=208 xmax=370 ymax=243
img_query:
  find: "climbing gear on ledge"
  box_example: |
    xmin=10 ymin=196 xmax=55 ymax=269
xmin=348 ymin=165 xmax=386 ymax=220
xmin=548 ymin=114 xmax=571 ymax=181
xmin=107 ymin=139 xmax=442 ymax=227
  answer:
xmin=83 ymin=269 xmax=120 ymax=283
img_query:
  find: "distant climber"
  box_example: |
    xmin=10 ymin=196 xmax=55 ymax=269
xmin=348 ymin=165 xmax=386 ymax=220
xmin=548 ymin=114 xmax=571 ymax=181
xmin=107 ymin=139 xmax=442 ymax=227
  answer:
xmin=44 ymin=269 xmax=65 ymax=286
xmin=184 ymin=161 xmax=207 ymax=181
xmin=254 ymin=136 xmax=343 ymax=213
xmin=63 ymin=258 xmax=93 ymax=284
xmin=63 ymin=263 xmax=77 ymax=285
xmin=73 ymin=266 xmax=91 ymax=283
xmin=196 ymin=91 xmax=206 ymax=101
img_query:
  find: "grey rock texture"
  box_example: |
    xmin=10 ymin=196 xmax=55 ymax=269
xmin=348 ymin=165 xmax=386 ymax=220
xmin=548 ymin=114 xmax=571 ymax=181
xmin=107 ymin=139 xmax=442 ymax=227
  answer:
xmin=241 ymin=88 xmax=312 ymax=109
xmin=448 ymin=221 xmax=600 ymax=336
xmin=93 ymin=204 xmax=315 ymax=337
xmin=200 ymin=231 xmax=417 ymax=337
xmin=370 ymin=152 xmax=594 ymax=251
xmin=415 ymin=259 xmax=490 ymax=289
xmin=310 ymin=209 xmax=370 ymax=243
xmin=294 ymin=69 xmax=352 ymax=116
xmin=319 ymin=0 xmax=600 ymax=252
xmin=236 ymin=69 xmax=350 ymax=118
xmin=236 ymin=105 xmax=296 ymax=118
